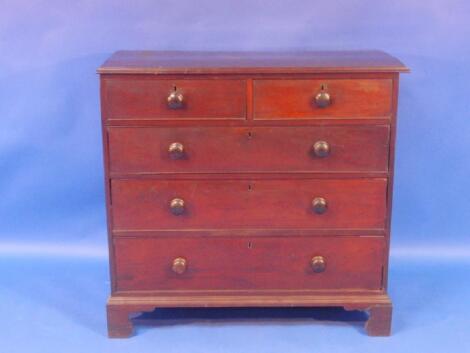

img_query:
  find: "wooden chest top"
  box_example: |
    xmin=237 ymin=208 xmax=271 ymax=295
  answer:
xmin=98 ymin=50 xmax=408 ymax=74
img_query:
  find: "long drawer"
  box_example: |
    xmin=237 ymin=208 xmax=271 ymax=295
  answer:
xmin=108 ymin=125 xmax=390 ymax=174
xmin=111 ymin=178 xmax=387 ymax=231
xmin=113 ymin=236 xmax=385 ymax=291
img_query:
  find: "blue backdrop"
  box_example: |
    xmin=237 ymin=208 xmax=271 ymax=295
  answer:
xmin=1 ymin=1 xmax=469 ymax=351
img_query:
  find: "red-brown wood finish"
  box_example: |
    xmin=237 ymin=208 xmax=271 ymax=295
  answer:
xmin=108 ymin=125 xmax=390 ymax=174
xmin=254 ymin=79 xmax=392 ymax=119
xmin=113 ymin=236 xmax=385 ymax=291
xmin=98 ymin=50 xmax=409 ymax=74
xmin=111 ymin=178 xmax=387 ymax=231
xmin=102 ymin=78 xmax=246 ymax=120
xmin=98 ymin=50 xmax=408 ymax=338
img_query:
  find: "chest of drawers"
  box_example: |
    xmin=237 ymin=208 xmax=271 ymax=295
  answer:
xmin=98 ymin=50 xmax=408 ymax=337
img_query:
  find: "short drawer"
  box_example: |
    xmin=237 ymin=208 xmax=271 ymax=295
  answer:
xmin=253 ymin=79 xmax=392 ymax=119
xmin=113 ymin=236 xmax=385 ymax=291
xmin=102 ymin=78 xmax=246 ymax=120
xmin=108 ymin=125 xmax=390 ymax=174
xmin=111 ymin=178 xmax=387 ymax=231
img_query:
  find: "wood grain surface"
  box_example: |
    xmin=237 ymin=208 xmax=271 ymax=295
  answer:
xmin=102 ymin=77 xmax=246 ymax=120
xmin=98 ymin=50 xmax=409 ymax=74
xmin=108 ymin=125 xmax=390 ymax=174
xmin=113 ymin=236 xmax=385 ymax=291
xmin=253 ymin=79 xmax=392 ymax=119
xmin=99 ymin=50 xmax=407 ymax=337
xmin=110 ymin=178 xmax=387 ymax=230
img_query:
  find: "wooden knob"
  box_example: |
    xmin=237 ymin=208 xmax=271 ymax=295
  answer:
xmin=312 ymin=141 xmax=330 ymax=158
xmin=172 ymin=257 xmax=187 ymax=274
xmin=311 ymin=256 xmax=326 ymax=273
xmin=170 ymin=198 xmax=185 ymax=215
xmin=314 ymin=85 xmax=331 ymax=108
xmin=167 ymin=88 xmax=184 ymax=109
xmin=312 ymin=197 xmax=328 ymax=214
xmin=168 ymin=142 xmax=185 ymax=159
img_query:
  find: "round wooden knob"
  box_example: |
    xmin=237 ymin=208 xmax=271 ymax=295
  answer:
xmin=170 ymin=198 xmax=185 ymax=215
xmin=168 ymin=142 xmax=185 ymax=159
xmin=312 ymin=141 xmax=330 ymax=158
xmin=312 ymin=197 xmax=328 ymax=214
xmin=167 ymin=89 xmax=184 ymax=109
xmin=314 ymin=90 xmax=331 ymax=108
xmin=172 ymin=257 xmax=187 ymax=274
xmin=311 ymin=256 xmax=326 ymax=273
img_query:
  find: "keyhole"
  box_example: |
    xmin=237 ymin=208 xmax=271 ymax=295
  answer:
xmin=247 ymin=241 xmax=252 ymax=249
xmin=247 ymin=131 xmax=253 ymax=139
xmin=248 ymin=184 xmax=252 ymax=191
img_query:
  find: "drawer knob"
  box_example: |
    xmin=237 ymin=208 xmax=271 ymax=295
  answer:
xmin=170 ymin=198 xmax=185 ymax=215
xmin=314 ymin=85 xmax=331 ymax=108
xmin=312 ymin=141 xmax=330 ymax=158
xmin=167 ymin=87 xmax=184 ymax=109
xmin=168 ymin=142 xmax=185 ymax=159
xmin=311 ymin=256 xmax=326 ymax=273
xmin=312 ymin=197 xmax=328 ymax=214
xmin=172 ymin=257 xmax=187 ymax=274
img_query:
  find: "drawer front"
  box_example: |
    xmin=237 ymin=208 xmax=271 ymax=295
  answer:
xmin=111 ymin=178 xmax=387 ymax=231
xmin=108 ymin=125 xmax=390 ymax=174
xmin=102 ymin=78 xmax=246 ymax=120
xmin=114 ymin=236 xmax=385 ymax=291
xmin=254 ymin=79 xmax=392 ymax=119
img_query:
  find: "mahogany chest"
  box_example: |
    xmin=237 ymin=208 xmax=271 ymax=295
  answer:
xmin=98 ymin=50 xmax=408 ymax=337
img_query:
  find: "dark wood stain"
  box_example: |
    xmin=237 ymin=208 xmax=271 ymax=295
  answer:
xmin=108 ymin=125 xmax=390 ymax=174
xmin=99 ymin=50 xmax=408 ymax=338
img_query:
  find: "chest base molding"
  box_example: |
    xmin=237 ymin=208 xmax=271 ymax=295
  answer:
xmin=107 ymin=292 xmax=392 ymax=337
